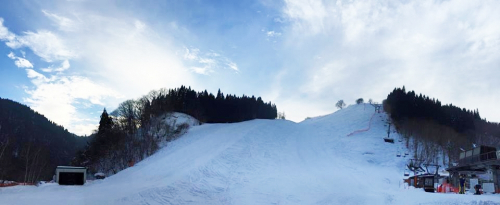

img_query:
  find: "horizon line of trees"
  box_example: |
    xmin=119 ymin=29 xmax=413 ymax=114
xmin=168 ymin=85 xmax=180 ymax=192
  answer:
xmin=143 ymin=86 xmax=278 ymax=124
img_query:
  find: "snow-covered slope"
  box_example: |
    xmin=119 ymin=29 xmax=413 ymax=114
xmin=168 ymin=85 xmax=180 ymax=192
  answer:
xmin=1 ymin=104 xmax=499 ymax=204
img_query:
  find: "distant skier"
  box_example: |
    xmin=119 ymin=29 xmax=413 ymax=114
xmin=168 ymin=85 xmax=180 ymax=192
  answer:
xmin=459 ymin=175 xmax=466 ymax=194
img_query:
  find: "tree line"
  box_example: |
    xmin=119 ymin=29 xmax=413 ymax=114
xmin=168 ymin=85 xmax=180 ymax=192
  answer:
xmin=145 ymin=86 xmax=278 ymax=123
xmin=384 ymin=87 xmax=500 ymax=166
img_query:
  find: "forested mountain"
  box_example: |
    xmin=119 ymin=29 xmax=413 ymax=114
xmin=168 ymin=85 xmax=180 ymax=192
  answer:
xmin=0 ymin=98 xmax=88 ymax=183
xmin=384 ymin=87 xmax=500 ymax=165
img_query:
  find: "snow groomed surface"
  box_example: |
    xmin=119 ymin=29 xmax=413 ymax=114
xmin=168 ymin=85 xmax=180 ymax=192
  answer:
xmin=1 ymin=104 xmax=499 ymax=204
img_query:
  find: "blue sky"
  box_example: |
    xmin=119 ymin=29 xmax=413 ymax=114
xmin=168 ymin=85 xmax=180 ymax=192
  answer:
xmin=1 ymin=0 xmax=500 ymax=136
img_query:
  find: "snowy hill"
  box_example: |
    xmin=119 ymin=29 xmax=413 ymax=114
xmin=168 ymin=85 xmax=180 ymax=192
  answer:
xmin=1 ymin=104 xmax=499 ymax=204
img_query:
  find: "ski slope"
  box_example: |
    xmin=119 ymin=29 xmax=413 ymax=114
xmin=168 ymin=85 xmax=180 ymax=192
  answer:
xmin=1 ymin=104 xmax=499 ymax=204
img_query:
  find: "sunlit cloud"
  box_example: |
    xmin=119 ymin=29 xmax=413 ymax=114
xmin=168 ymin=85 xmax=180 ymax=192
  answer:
xmin=23 ymin=70 xmax=120 ymax=136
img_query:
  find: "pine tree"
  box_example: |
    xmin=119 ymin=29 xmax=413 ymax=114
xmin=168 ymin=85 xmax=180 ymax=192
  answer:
xmin=98 ymin=108 xmax=113 ymax=135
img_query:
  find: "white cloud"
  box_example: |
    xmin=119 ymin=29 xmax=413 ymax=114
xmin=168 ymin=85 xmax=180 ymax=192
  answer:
xmin=183 ymin=47 xmax=238 ymax=74
xmin=191 ymin=66 xmax=213 ymax=75
xmin=266 ymin=31 xmax=282 ymax=37
xmin=0 ymin=18 xmax=16 ymax=42
xmin=23 ymin=70 xmax=120 ymax=136
xmin=25 ymin=69 xmax=51 ymax=85
xmin=277 ymin=0 xmax=500 ymax=122
xmin=7 ymin=52 xmax=34 ymax=68
xmin=227 ymin=62 xmax=239 ymax=71
xmin=42 ymin=10 xmax=78 ymax=32
xmin=283 ymin=0 xmax=328 ymax=35
xmin=41 ymin=60 xmax=70 ymax=72
xmin=3 ymin=29 xmax=75 ymax=62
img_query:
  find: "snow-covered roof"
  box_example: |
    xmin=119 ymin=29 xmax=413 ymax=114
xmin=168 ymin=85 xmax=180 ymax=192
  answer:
xmin=56 ymin=166 xmax=86 ymax=170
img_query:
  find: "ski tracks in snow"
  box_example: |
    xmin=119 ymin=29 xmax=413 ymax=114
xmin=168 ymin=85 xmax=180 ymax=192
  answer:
xmin=117 ymin=120 xmax=298 ymax=205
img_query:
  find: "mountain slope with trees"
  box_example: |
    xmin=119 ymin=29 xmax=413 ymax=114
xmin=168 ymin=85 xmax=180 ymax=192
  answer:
xmin=384 ymin=87 xmax=500 ymax=165
xmin=73 ymin=86 xmax=278 ymax=176
xmin=0 ymin=98 xmax=88 ymax=183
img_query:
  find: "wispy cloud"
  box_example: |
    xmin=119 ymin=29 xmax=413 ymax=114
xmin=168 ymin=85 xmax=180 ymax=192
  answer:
xmin=4 ymin=29 xmax=75 ymax=62
xmin=183 ymin=47 xmax=238 ymax=75
xmin=42 ymin=10 xmax=78 ymax=32
xmin=7 ymin=52 xmax=33 ymax=68
xmin=41 ymin=60 xmax=70 ymax=72
xmin=266 ymin=31 xmax=282 ymax=37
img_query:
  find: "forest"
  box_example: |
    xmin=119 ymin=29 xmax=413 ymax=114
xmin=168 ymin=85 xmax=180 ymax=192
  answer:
xmin=144 ymin=86 xmax=278 ymax=123
xmin=384 ymin=87 xmax=500 ymax=165
xmin=0 ymin=98 xmax=88 ymax=183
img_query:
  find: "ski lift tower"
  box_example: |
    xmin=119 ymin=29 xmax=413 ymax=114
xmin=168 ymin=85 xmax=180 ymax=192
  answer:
xmin=407 ymin=159 xmax=425 ymax=187
xmin=384 ymin=122 xmax=395 ymax=143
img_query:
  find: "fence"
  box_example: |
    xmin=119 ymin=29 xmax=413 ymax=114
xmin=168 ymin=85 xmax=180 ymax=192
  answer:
xmin=0 ymin=182 xmax=35 ymax=187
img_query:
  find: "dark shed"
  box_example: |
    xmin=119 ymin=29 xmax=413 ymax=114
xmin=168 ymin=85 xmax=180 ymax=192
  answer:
xmin=55 ymin=166 xmax=87 ymax=185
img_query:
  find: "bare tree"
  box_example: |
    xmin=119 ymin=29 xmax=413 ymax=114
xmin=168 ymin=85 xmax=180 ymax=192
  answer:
xmin=0 ymin=138 xmax=9 ymax=164
xmin=336 ymin=100 xmax=346 ymax=109
xmin=0 ymin=125 xmax=7 ymax=163
xmin=118 ymin=100 xmax=139 ymax=134
xmin=277 ymin=112 xmax=286 ymax=119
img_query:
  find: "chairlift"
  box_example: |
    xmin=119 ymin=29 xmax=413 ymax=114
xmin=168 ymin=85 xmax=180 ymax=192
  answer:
xmin=384 ymin=138 xmax=395 ymax=143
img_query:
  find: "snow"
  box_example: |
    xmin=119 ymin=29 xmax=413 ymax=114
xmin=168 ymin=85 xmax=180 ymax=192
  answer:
xmin=94 ymin=173 xmax=105 ymax=177
xmin=160 ymin=112 xmax=200 ymax=127
xmin=1 ymin=104 xmax=499 ymax=204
